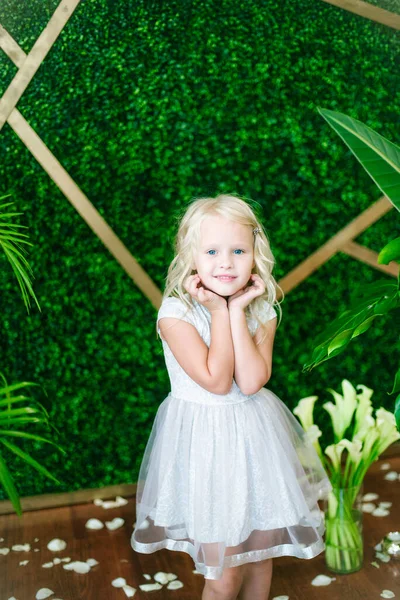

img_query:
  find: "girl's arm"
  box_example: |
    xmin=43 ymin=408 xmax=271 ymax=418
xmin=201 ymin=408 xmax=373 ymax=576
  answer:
xmin=229 ymin=307 xmax=277 ymax=395
xmin=159 ymin=307 xmax=234 ymax=395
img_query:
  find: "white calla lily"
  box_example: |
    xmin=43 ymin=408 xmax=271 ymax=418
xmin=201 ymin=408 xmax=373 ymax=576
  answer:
xmin=324 ymin=443 xmax=345 ymax=471
xmin=293 ymin=395 xmax=318 ymax=430
xmin=337 ymin=438 xmax=362 ymax=467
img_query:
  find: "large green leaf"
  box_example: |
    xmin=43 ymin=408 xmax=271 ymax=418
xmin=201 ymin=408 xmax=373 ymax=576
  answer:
xmin=378 ymin=237 xmax=400 ymax=265
xmin=318 ymin=108 xmax=400 ymax=211
xmin=303 ymin=286 xmax=399 ymax=371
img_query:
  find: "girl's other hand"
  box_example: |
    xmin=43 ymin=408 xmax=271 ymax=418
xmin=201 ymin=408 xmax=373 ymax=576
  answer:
xmin=184 ymin=274 xmax=227 ymax=312
xmin=227 ymin=274 xmax=265 ymax=311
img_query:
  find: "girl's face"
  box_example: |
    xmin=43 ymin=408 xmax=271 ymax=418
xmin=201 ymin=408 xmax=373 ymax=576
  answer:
xmin=193 ymin=214 xmax=256 ymax=298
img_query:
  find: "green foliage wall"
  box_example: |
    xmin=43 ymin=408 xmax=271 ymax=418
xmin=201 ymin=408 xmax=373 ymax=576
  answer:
xmin=0 ymin=0 xmax=399 ymax=499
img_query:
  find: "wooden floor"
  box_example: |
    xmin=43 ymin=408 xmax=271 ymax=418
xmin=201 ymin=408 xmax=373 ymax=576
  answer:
xmin=0 ymin=456 xmax=399 ymax=600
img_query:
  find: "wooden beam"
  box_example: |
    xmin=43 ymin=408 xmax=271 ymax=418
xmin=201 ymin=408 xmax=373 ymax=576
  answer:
xmin=319 ymin=0 xmax=400 ymax=30
xmin=278 ymin=197 xmax=393 ymax=295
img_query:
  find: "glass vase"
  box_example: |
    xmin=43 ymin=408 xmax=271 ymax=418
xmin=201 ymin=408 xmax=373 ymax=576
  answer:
xmin=323 ymin=483 xmax=364 ymax=574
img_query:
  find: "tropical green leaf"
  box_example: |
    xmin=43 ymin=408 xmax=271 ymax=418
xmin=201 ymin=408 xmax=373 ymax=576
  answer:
xmin=327 ymin=329 xmax=354 ymax=355
xmin=0 ymin=430 xmax=67 ymax=455
xmin=351 ymin=315 xmax=376 ymax=338
xmin=318 ymin=108 xmax=400 ymax=211
xmin=0 ymin=449 xmax=22 ymax=516
xmin=0 ymin=438 xmax=61 ymax=485
xmin=378 ymin=237 xmax=400 ymax=265
xmin=0 ymin=417 xmax=45 ymax=426
xmin=394 ymin=393 xmax=400 ymax=431
xmin=389 ymin=367 xmax=400 ymax=396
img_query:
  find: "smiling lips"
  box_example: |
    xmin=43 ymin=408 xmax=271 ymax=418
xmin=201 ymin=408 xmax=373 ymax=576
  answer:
xmin=215 ymin=276 xmax=237 ymax=282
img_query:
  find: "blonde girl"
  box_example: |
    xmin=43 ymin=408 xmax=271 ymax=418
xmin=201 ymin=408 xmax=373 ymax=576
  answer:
xmin=131 ymin=194 xmax=332 ymax=600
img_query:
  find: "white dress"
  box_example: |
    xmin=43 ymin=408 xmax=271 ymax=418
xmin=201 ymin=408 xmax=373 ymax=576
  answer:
xmin=131 ymin=294 xmax=332 ymax=580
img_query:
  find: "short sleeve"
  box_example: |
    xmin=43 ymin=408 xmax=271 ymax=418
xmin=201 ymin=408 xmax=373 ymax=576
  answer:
xmin=157 ymin=296 xmax=196 ymax=335
xmin=247 ymin=299 xmax=277 ymax=336
xmin=259 ymin=299 xmax=277 ymax=324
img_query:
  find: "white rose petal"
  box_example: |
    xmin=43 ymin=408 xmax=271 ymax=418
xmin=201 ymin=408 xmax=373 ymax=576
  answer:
xmin=112 ymin=578 xmax=126 ymax=588
xmin=272 ymin=597 xmax=290 ymax=600
xmin=375 ymin=542 xmax=383 ymax=551
xmin=93 ymin=498 xmax=103 ymax=506
xmin=34 ymin=548 xmax=40 ymax=552
xmin=362 ymin=493 xmax=379 ymax=501
xmin=61 ymin=557 xmax=71 ymax=562
xmin=47 ymin=539 xmax=66 ymax=552
xmin=379 ymin=502 xmax=393 ymax=509
xmin=311 ymin=575 xmax=336 ymax=586
xmin=167 ymin=581 xmax=184 ymax=590
xmin=166 ymin=573 xmax=178 ymax=581
xmin=85 ymin=518 xmax=104 ymax=530
xmin=381 ymin=591 xmax=395 ymax=599
xmin=116 ymin=496 xmax=128 ymax=506
xmin=372 ymin=507 xmax=390 ymax=517
xmin=376 ymin=552 xmax=391 ymax=563
xmin=105 ymin=518 xmax=124 ymax=531
xmin=143 ymin=574 xmax=152 ymax=580
xmin=0 ymin=538 xmax=3 ymax=542
xmin=63 ymin=561 xmax=90 ymax=574
xmin=36 ymin=589 xmax=54 ymax=600
xmin=19 ymin=560 xmax=29 ymax=566
xmin=362 ymin=503 xmax=376 ymax=513
xmin=42 ymin=562 xmax=54 ymax=568
xmin=380 ymin=463 xmax=391 ymax=470
xmin=371 ymin=561 xmax=380 ymax=568
xmin=86 ymin=558 xmax=99 ymax=567
xmin=387 ymin=532 xmax=400 ymax=542
xmin=139 ymin=583 xmax=163 ymax=591
xmin=0 ymin=548 xmax=10 ymax=555
xmin=384 ymin=472 xmax=398 ymax=481
xmin=8 ymin=597 xmax=18 ymax=600
xmin=102 ymin=501 xmax=119 ymax=509
xmin=122 ymin=585 xmax=136 ymax=598
xmin=34 ymin=537 xmax=39 ymax=542
xmin=12 ymin=544 xmax=30 ymax=552
xmin=53 ymin=558 xmax=61 ymax=565
xmin=154 ymin=572 xmax=170 ymax=585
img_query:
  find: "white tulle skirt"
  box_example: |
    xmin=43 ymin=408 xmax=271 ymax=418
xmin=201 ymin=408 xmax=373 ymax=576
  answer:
xmin=131 ymin=387 xmax=332 ymax=580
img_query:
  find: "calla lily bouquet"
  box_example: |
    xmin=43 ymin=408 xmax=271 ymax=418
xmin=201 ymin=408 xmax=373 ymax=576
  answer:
xmin=294 ymin=379 xmax=400 ymax=574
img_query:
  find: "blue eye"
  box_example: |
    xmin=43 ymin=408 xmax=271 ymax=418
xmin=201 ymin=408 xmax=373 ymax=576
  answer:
xmin=234 ymin=249 xmax=244 ymax=255
xmin=207 ymin=250 xmax=216 ymax=255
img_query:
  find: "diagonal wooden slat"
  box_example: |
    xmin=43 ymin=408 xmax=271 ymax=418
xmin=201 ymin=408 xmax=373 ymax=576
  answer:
xmin=277 ymin=197 xmax=394 ymax=295
xmin=7 ymin=108 xmax=162 ymax=307
xmin=0 ymin=25 xmax=26 ymax=68
xmin=0 ymin=0 xmax=82 ymax=131
xmin=0 ymin=5 xmax=162 ymax=309
xmin=319 ymin=0 xmax=400 ymax=29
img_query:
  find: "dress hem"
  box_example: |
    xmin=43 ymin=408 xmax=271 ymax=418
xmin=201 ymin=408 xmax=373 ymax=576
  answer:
xmin=131 ymin=533 xmax=326 ymax=580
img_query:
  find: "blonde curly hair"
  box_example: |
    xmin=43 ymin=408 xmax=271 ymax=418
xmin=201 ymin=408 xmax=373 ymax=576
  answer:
xmin=158 ymin=193 xmax=284 ymax=344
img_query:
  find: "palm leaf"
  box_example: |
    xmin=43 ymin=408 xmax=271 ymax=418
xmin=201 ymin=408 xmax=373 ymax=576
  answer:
xmin=0 ymin=429 xmax=67 ymax=455
xmin=0 ymin=438 xmax=61 ymax=485
xmin=318 ymin=108 xmax=400 ymax=211
xmin=0 ymin=449 xmax=22 ymax=516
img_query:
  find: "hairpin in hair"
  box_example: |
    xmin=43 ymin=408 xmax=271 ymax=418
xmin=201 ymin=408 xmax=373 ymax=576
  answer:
xmin=253 ymin=227 xmax=261 ymax=235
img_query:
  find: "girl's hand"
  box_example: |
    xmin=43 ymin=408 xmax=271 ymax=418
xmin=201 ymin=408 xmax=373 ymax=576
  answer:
xmin=184 ymin=274 xmax=227 ymax=312
xmin=227 ymin=274 xmax=265 ymax=311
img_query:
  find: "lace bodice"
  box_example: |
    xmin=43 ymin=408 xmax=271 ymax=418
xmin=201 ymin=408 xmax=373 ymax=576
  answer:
xmin=156 ymin=295 xmax=277 ymax=406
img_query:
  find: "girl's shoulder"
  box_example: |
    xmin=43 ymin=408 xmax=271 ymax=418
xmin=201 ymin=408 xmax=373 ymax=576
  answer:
xmin=157 ymin=294 xmax=197 ymax=329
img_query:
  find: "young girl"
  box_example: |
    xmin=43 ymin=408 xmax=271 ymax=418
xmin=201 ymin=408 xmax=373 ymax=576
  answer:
xmin=131 ymin=194 xmax=332 ymax=600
